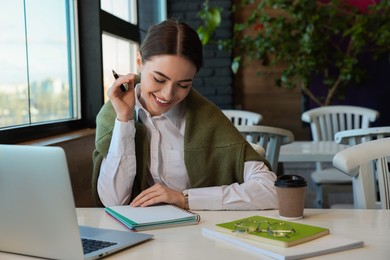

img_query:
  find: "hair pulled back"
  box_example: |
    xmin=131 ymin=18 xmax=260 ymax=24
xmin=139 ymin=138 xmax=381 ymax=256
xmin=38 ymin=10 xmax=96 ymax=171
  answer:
xmin=140 ymin=19 xmax=203 ymax=72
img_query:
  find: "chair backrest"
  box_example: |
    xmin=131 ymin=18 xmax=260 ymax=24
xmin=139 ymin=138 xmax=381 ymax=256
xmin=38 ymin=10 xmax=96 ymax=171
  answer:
xmin=335 ymin=126 xmax=390 ymax=145
xmin=333 ymin=137 xmax=390 ymax=209
xmin=222 ymin=109 xmax=262 ymax=126
xmin=236 ymin=125 xmax=294 ymax=173
xmin=301 ymin=105 xmax=379 ymax=141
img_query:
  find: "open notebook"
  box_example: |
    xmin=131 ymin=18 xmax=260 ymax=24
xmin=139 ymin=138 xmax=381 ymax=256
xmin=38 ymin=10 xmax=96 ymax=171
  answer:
xmin=106 ymin=204 xmax=201 ymax=231
xmin=0 ymin=145 xmax=152 ymax=260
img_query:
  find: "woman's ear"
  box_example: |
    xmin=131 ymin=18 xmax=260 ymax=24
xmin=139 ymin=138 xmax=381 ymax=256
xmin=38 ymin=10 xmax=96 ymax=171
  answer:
xmin=136 ymin=51 xmax=142 ymax=74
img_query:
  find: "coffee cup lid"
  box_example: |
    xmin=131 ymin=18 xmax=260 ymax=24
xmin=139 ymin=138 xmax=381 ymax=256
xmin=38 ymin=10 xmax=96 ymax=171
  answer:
xmin=275 ymin=174 xmax=307 ymax=188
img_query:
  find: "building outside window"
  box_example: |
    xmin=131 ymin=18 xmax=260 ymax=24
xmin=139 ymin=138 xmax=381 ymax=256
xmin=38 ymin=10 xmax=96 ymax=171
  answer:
xmin=0 ymin=0 xmax=79 ymax=129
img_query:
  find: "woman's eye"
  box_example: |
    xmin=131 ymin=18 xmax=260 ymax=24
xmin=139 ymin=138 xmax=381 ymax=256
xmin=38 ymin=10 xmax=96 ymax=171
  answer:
xmin=177 ymin=83 xmax=189 ymax=89
xmin=154 ymin=77 xmax=165 ymax=83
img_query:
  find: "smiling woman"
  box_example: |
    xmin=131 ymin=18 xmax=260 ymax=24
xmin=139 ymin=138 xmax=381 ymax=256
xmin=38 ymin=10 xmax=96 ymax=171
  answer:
xmin=92 ymin=19 xmax=278 ymax=212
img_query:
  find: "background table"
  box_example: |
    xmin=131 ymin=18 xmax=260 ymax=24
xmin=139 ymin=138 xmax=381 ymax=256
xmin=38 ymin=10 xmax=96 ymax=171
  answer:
xmin=2 ymin=208 xmax=387 ymax=259
xmin=279 ymin=141 xmax=349 ymax=163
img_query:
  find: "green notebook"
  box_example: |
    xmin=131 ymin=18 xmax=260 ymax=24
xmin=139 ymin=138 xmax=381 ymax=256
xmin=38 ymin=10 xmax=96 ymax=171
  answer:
xmin=215 ymin=215 xmax=329 ymax=247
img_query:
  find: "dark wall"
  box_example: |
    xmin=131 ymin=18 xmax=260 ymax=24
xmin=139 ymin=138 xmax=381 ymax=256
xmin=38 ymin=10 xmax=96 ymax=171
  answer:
xmin=343 ymin=55 xmax=390 ymax=127
xmin=306 ymin=54 xmax=390 ymax=127
xmin=167 ymin=0 xmax=234 ymax=108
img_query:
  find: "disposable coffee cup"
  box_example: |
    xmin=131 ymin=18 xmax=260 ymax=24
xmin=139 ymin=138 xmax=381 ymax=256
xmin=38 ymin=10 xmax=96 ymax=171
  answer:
xmin=275 ymin=175 xmax=307 ymax=220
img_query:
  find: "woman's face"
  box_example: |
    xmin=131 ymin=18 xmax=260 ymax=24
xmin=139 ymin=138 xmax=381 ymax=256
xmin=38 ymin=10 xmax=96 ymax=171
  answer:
xmin=137 ymin=54 xmax=197 ymax=117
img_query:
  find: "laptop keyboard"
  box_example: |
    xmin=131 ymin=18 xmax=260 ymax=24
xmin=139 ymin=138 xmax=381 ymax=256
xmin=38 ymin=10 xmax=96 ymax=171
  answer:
xmin=82 ymin=238 xmax=117 ymax=254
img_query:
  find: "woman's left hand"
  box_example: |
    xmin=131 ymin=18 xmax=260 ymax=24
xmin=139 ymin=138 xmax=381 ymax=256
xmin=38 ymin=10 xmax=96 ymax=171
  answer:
xmin=130 ymin=183 xmax=186 ymax=208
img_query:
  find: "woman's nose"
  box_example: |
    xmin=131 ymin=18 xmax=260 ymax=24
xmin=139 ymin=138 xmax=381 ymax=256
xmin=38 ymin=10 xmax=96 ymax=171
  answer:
xmin=160 ymin=83 xmax=175 ymax=100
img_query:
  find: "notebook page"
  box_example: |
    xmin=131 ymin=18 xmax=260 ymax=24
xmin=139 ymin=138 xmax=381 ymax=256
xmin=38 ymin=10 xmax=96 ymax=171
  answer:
xmin=107 ymin=205 xmax=195 ymax=224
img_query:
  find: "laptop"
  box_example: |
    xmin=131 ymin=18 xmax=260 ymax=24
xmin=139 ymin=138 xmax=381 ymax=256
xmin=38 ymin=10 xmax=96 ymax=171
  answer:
xmin=0 ymin=144 xmax=153 ymax=260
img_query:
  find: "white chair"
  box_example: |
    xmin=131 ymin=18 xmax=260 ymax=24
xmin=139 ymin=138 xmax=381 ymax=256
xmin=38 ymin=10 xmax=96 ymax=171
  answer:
xmin=335 ymin=126 xmax=390 ymax=145
xmin=330 ymin=126 xmax=390 ymax=208
xmin=236 ymin=125 xmax=294 ymax=173
xmin=222 ymin=109 xmax=262 ymax=126
xmin=333 ymin=137 xmax=390 ymax=209
xmin=302 ymin=105 xmax=379 ymax=208
xmin=249 ymin=143 xmax=266 ymax=158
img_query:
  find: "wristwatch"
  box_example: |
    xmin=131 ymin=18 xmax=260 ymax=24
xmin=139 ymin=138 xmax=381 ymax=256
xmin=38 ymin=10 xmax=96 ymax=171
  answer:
xmin=182 ymin=190 xmax=189 ymax=210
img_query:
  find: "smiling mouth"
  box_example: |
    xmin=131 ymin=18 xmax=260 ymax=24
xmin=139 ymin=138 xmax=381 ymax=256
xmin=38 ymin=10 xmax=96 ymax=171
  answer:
xmin=154 ymin=95 xmax=173 ymax=105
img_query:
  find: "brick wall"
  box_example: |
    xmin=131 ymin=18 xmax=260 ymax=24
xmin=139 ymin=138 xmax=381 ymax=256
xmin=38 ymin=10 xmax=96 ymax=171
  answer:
xmin=167 ymin=0 xmax=310 ymax=140
xmin=167 ymin=0 xmax=234 ymax=108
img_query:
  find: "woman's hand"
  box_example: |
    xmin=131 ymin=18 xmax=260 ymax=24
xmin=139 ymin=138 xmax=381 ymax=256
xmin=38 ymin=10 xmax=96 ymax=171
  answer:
xmin=107 ymin=73 xmax=138 ymax=122
xmin=130 ymin=183 xmax=186 ymax=209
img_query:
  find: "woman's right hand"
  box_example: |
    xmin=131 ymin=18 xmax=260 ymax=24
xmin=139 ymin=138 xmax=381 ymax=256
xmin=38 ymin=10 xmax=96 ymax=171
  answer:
xmin=107 ymin=73 xmax=138 ymax=122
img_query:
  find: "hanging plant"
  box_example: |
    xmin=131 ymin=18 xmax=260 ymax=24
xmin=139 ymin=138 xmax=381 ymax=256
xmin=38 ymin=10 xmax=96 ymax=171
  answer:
xmin=198 ymin=0 xmax=390 ymax=106
xmin=196 ymin=0 xmax=222 ymax=45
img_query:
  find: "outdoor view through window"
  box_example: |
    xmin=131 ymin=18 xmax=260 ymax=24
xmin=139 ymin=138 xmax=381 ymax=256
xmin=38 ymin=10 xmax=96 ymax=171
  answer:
xmin=0 ymin=0 xmax=79 ymax=129
xmin=101 ymin=0 xmax=138 ymax=103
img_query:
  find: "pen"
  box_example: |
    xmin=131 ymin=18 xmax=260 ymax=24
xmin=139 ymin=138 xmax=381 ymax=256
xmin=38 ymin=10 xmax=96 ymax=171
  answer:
xmin=112 ymin=70 xmax=128 ymax=92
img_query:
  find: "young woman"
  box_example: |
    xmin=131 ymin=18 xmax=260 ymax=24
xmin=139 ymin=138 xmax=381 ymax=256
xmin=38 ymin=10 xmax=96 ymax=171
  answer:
xmin=93 ymin=19 xmax=277 ymax=210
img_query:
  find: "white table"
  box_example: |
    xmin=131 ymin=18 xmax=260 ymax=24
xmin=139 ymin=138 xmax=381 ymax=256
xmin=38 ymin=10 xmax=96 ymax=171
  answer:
xmin=2 ymin=208 xmax=387 ymax=259
xmin=279 ymin=141 xmax=349 ymax=163
xmin=77 ymin=208 xmax=390 ymax=260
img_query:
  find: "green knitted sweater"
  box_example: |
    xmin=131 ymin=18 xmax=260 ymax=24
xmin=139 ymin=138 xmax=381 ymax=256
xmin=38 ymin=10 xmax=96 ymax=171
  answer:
xmin=92 ymin=88 xmax=270 ymax=206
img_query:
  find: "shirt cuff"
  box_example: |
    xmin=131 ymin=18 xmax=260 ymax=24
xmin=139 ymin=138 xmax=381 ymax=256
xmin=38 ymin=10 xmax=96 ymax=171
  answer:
xmin=188 ymin=187 xmax=223 ymax=210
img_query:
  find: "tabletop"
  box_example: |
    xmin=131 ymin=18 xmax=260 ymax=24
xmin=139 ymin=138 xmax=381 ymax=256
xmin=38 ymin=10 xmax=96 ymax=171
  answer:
xmin=1 ymin=208 xmax=388 ymax=260
xmin=279 ymin=141 xmax=349 ymax=163
xmin=83 ymin=208 xmax=388 ymax=260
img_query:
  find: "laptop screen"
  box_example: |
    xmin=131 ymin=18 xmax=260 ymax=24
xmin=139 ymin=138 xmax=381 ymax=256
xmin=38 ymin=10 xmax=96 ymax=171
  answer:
xmin=0 ymin=145 xmax=152 ymax=259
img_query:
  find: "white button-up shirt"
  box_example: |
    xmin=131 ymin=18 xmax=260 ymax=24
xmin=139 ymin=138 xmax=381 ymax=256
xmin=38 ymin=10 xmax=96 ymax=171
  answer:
xmin=98 ymin=86 xmax=277 ymax=210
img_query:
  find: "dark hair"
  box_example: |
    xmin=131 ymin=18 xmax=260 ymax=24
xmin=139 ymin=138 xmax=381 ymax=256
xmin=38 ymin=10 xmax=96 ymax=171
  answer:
xmin=140 ymin=19 xmax=203 ymax=72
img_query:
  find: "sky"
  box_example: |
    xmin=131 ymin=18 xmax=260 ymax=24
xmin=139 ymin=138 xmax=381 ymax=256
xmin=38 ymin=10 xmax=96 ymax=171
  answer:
xmin=0 ymin=0 xmax=70 ymax=85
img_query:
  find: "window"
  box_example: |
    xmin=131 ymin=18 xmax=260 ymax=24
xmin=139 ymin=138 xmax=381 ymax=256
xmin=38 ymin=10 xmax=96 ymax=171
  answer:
xmin=0 ymin=0 xmax=166 ymax=144
xmin=101 ymin=0 xmax=138 ymax=103
xmin=0 ymin=0 xmax=79 ymax=130
xmin=101 ymin=0 xmax=137 ymax=24
xmin=102 ymin=33 xmax=138 ymax=102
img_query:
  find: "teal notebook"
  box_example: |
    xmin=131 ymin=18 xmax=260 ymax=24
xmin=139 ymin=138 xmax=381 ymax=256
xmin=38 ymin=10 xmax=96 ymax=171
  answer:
xmin=105 ymin=204 xmax=200 ymax=231
xmin=215 ymin=215 xmax=329 ymax=247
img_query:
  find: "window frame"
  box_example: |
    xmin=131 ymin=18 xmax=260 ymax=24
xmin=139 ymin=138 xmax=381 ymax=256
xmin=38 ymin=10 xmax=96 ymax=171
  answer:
xmin=1 ymin=0 xmax=140 ymax=144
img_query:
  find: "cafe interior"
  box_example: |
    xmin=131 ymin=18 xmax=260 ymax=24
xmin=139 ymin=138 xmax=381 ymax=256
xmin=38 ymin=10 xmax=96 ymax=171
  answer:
xmin=1 ymin=1 xmax=389 ymax=259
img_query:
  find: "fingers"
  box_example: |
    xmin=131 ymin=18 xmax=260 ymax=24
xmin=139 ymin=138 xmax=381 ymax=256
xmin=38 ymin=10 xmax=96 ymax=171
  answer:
xmin=108 ymin=73 xmax=137 ymax=121
xmin=108 ymin=73 xmax=137 ymax=97
xmin=130 ymin=184 xmax=182 ymax=208
xmin=130 ymin=187 xmax=161 ymax=207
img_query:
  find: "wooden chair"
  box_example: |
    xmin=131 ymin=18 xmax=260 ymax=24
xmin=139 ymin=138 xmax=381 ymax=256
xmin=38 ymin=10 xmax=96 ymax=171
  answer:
xmin=301 ymin=105 xmax=379 ymax=208
xmin=236 ymin=125 xmax=294 ymax=173
xmin=333 ymin=137 xmax=390 ymax=209
xmin=222 ymin=109 xmax=262 ymax=126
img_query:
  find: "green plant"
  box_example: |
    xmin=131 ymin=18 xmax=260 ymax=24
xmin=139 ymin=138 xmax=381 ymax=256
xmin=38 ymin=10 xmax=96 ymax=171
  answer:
xmin=198 ymin=0 xmax=390 ymax=106
xmin=196 ymin=0 xmax=222 ymax=45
